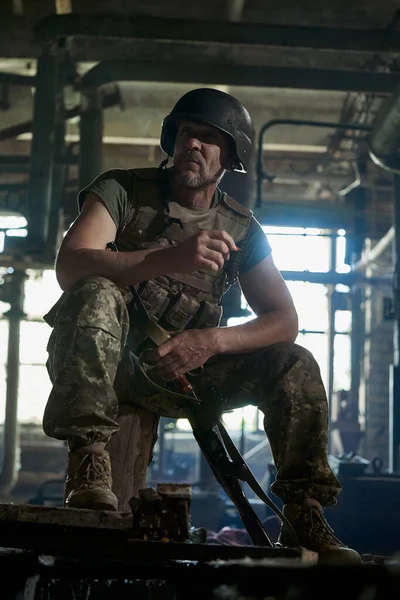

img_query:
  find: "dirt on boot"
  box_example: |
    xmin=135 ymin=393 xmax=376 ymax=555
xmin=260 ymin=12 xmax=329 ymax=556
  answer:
xmin=279 ymin=498 xmax=361 ymax=564
xmin=64 ymin=443 xmax=118 ymax=511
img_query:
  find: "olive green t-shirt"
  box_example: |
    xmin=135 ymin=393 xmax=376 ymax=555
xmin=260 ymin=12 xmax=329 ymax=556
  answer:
xmin=77 ymin=169 xmax=272 ymax=275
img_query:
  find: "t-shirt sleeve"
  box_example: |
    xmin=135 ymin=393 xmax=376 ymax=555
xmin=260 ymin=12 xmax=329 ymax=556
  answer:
xmin=239 ymin=217 xmax=272 ymax=275
xmin=77 ymin=169 xmax=134 ymax=231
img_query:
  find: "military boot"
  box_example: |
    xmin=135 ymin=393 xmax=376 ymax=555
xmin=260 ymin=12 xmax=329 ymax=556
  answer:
xmin=64 ymin=443 xmax=118 ymax=511
xmin=279 ymin=498 xmax=361 ymax=564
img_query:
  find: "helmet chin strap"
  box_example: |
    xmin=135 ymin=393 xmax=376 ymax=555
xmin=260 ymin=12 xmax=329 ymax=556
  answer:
xmin=158 ymin=156 xmax=169 ymax=170
xmin=231 ymin=159 xmax=246 ymax=173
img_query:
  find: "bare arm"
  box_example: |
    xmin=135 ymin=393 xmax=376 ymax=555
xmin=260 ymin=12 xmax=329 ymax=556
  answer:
xmin=152 ymin=254 xmax=299 ymax=380
xmin=212 ymin=254 xmax=299 ymax=354
xmin=55 ymin=193 xmax=178 ymax=291
xmin=56 ymin=193 xmax=238 ymax=291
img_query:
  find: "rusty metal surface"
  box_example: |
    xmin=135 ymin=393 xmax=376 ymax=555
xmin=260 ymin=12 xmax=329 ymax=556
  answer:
xmin=130 ymin=484 xmax=192 ymax=542
xmin=0 ymin=502 xmax=399 ymax=599
xmin=33 ymin=14 xmax=400 ymax=54
xmin=0 ymin=500 xmax=301 ymax=563
xmin=2 ymin=547 xmax=400 ymax=600
xmin=78 ymin=59 xmax=400 ymax=94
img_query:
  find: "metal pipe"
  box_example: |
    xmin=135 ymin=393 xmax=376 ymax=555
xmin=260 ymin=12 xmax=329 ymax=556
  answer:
xmin=79 ymin=60 xmax=399 ymax=95
xmin=0 ymin=271 xmax=26 ymax=497
xmin=256 ymin=119 xmax=372 ymax=208
xmin=0 ymin=183 xmax=26 ymax=191
xmin=79 ymin=87 xmax=103 ymax=190
xmin=327 ymin=237 xmax=337 ymax=454
xmin=279 ymin=270 xmax=390 ymax=286
xmin=352 ymin=226 xmax=394 ymax=272
xmin=389 ymin=174 xmax=400 ymax=472
xmin=348 ymin=185 xmax=367 ymax=435
xmin=0 ymin=87 xmax=121 ymax=143
xmin=33 ymin=13 xmax=400 ymax=54
xmin=47 ymin=74 xmax=67 ymax=257
xmin=26 ymin=54 xmax=59 ymax=248
xmin=0 ymin=72 xmax=35 ymax=86
xmin=243 ymin=438 xmax=269 ymax=461
xmin=369 ymin=81 xmax=400 ymax=174
xmin=0 ymin=155 xmax=77 ymax=165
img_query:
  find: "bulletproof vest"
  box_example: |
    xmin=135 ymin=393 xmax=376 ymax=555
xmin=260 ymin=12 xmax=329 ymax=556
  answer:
xmin=115 ymin=168 xmax=252 ymax=333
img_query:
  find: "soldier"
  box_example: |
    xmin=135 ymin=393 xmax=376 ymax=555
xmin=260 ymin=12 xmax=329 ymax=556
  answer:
xmin=42 ymin=88 xmax=360 ymax=563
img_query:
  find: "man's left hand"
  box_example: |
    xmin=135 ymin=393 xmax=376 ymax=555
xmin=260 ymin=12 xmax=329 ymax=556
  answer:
xmin=152 ymin=329 xmax=216 ymax=381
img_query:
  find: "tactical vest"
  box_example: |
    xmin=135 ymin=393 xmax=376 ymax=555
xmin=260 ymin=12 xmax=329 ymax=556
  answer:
xmin=115 ymin=168 xmax=253 ymax=334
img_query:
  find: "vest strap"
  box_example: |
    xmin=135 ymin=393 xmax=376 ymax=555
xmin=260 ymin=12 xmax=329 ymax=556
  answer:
xmin=167 ymin=272 xmax=215 ymax=294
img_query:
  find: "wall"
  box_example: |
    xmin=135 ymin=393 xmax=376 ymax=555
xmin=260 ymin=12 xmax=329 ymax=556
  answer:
xmin=361 ymin=244 xmax=393 ymax=467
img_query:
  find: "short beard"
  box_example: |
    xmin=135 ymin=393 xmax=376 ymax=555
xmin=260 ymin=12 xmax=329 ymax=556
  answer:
xmin=174 ymin=168 xmax=223 ymax=189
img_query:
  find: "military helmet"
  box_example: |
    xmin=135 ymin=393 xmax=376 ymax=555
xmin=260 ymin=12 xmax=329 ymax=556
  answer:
xmin=160 ymin=88 xmax=253 ymax=173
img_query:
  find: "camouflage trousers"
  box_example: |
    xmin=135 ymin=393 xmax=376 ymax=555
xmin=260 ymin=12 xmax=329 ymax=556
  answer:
xmin=43 ymin=276 xmax=342 ymax=507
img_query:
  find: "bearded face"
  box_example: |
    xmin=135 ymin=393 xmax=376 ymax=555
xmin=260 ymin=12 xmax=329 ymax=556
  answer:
xmin=173 ymin=120 xmax=231 ymax=189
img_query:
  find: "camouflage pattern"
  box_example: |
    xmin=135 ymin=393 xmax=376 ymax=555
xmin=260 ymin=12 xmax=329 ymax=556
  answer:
xmin=194 ymin=342 xmax=342 ymax=507
xmin=43 ymin=277 xmax=130 ymax=450
xmin=43 ymin=276 xmax=342 ymax=507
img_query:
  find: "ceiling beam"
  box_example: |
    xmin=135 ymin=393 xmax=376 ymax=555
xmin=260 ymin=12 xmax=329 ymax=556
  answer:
xmin=80 ymin=59 xmax=399 ymax=94
xmin=34 ymin=14 xmax=400 ymax=54
xmin=0 ymin=87 xmax=120 ymax=142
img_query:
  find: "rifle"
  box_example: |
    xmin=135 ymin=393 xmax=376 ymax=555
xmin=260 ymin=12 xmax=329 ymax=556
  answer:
xmin=107 ymin=242 xmax=298 ymax=547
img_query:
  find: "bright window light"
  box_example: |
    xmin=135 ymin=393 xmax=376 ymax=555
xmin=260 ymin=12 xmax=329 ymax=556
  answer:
xmin=0 ymin=216 xmax=28 ymax=253
xmin=336 ymin=236 xmax=351 ymax=273
xmin=0 ymin=216 xmax=27 ymax=229
xmin=225 ymin=226 xmax=352 ymax=429
xmin=6 ymin=229 xmax=27 ymax=238
xmin=262 ymin=226 xmax=331 ymax=273
xmin=0 ymin=226 xmax=351 ymax=428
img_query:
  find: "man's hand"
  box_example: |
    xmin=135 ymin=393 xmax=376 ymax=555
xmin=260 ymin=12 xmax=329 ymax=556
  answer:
xmin=152 ymin=329 xmax=217 ymax=381
xmin=168 ymin=230 xmax=237 ymax=273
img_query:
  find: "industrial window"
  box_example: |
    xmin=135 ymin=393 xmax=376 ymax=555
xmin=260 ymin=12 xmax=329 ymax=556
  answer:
xmin=182 ymin=226 xmax=352 ymax=433
xmin=0 ymin=220 xmax=351 ymax=433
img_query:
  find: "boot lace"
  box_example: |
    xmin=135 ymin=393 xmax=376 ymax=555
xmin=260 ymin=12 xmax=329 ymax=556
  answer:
xmin=306 ymin=505 xmax=345 ymax=547
xmin=76 ymin=453 xmax=110 ymax=487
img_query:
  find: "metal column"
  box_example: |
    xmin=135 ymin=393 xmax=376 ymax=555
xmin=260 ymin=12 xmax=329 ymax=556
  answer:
xmin=79 ymin=87 xmax=104 ymax=190
xmin=47 ymin=76 xmax=67 ymax=258
xmin=368 ymin=74 xmax=400 ymax=471
xmin=327 ymin=235 xmax=337 ymax=453
xmin=26 ymin=54 xmax=59 ymax=250
xmin=389 ymin=175 xmax=400 ymax=472
xmin=348 ymin=184 xmax=367 ymax=435
xmin=0 ymin=271 xmax=26 ymax=497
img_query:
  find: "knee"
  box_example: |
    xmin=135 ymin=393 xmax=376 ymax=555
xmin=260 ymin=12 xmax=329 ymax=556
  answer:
xmin=284 ymin=343 xmax=325 ymax=391
xmin=257 ymin=342 xmax=325 ymax=412
xmin=260 ymin=341 xmax=323 ymax=381
xmin=57 ymin=277 xmax=128 ymax=328
xmin=283 ymin=342 xmax=322 ymax=375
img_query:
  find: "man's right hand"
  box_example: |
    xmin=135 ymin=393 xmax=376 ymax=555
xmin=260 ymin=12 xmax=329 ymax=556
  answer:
xmin=168 ymin=230 xmax=237 ymax=273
